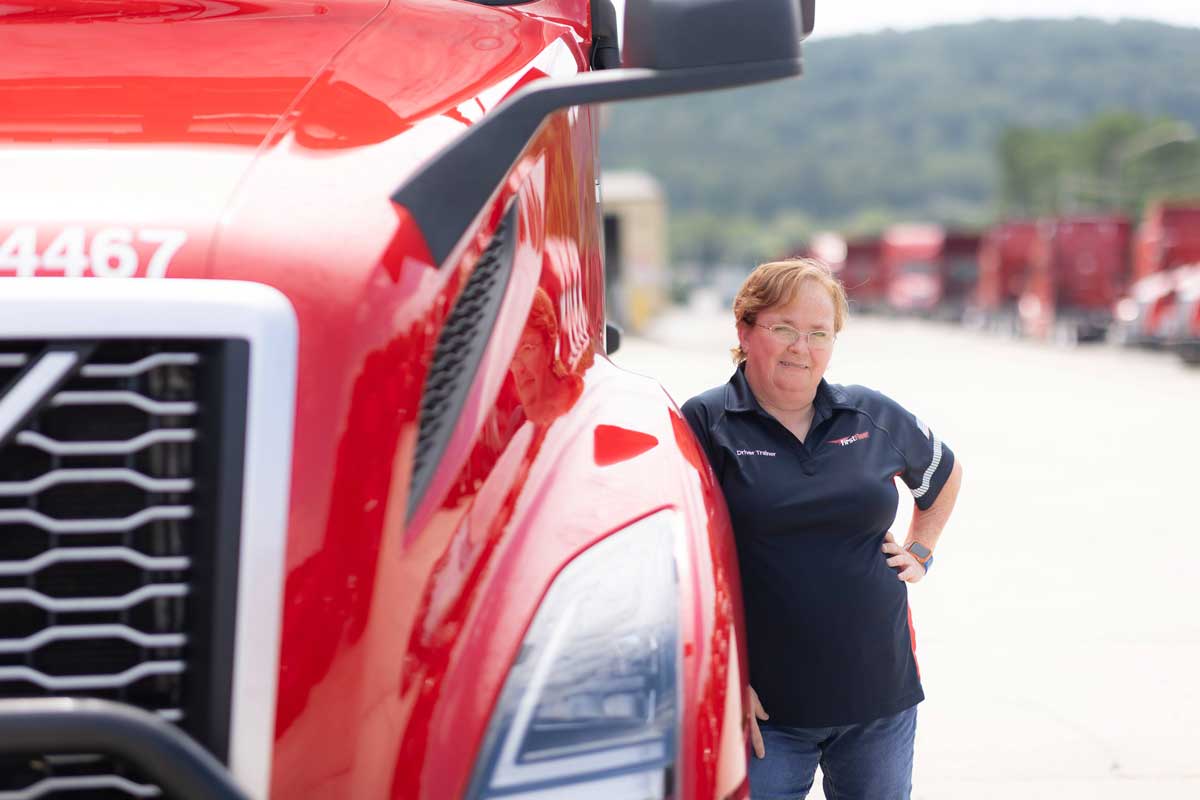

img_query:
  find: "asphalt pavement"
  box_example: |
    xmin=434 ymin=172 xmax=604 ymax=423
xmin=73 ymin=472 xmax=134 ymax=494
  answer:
xmin=612 ymin=295 xmax=1200 ymax=800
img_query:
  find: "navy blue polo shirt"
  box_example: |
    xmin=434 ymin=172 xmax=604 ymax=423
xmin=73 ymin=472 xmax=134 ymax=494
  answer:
xmin=682 ymin=365 xmax=955 ymax=727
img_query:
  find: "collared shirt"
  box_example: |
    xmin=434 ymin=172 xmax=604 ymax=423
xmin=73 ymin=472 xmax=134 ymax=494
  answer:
xmin=682 ymin=365 xmax=956 ymax=727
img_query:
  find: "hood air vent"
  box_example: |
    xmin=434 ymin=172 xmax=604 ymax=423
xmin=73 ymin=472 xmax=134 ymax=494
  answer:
xmin=408 ymin=203 xmax=518 ymax=521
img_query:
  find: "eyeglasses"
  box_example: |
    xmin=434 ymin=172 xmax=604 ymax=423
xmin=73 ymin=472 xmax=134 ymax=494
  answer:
xmin=755 ymin=323 xmax=836 ymax=350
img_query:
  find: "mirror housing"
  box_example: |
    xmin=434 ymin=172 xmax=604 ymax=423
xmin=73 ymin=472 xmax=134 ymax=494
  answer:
xmin=605 ymin=321 xmax=623 ymax=355
xmin=624 ymin=0 xmax=813 ymax=72
xmin=393 ymin=0 xmax=814 ymax=266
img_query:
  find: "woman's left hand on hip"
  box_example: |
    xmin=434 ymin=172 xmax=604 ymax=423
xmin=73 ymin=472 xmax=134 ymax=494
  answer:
xmin=882 ymin=531 xmax=925 ymax=583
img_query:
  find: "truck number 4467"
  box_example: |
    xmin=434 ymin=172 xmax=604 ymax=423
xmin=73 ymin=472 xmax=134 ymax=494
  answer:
xmin=0 ymin=226 xmax=187 ymax=279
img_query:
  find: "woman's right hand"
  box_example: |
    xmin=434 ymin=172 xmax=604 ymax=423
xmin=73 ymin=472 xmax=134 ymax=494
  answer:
xmin=749 ymin=685 xmax=769 ymax=759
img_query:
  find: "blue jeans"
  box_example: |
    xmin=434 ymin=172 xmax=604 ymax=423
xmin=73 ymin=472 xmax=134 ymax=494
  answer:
xmin=748 ymin=705 xmax=917 ymax=800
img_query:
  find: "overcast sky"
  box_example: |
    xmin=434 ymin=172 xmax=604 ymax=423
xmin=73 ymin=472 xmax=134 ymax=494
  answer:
xmin=613 ymin=1 xmax=1200 ymax=39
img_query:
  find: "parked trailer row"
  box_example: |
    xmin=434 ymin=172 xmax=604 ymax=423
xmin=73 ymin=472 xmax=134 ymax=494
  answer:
xmin=804 ymin=200 xmax=1200 ymax=366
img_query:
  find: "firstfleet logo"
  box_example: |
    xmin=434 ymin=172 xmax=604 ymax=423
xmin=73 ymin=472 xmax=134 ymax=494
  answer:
xmin=736 ymin=449 xmax=776 ymax=457
xmin=828 ymin=431 xmax=871 ymax=447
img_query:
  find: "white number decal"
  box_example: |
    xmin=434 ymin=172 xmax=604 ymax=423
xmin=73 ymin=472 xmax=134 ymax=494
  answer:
xmin=138 ymin=229 xmax=188 ymax=279
xmin=42 ymin=228 xmax=90 ymax=277
xmin=0 ymin=227 xmax=39 ymax=276
xmin=0 ymin=226 xmax=187 ymax=278
xmin=91 ymin=228 xmax=138 ymax=278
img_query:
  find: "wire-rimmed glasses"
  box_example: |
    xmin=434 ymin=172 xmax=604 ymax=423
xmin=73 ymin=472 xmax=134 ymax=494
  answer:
xmin=755 ymin=323 xmax=836 ymax=350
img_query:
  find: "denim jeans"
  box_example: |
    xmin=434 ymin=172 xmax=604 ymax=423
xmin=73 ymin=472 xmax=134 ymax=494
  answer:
xmin=747 ymin=705 xmax=917 ymax=800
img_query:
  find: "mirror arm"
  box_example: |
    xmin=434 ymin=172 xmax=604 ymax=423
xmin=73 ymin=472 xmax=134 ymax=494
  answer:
xmin=391 ymin=57 xmax=802 ymax=267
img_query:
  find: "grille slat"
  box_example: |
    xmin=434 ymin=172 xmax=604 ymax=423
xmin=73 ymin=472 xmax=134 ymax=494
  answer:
xmin=0 ymin=506 xmax=193 ymax=534
xmin=0 ymin=626 xmax=186 ymax=654
xmin=0 ymin=774 xmax=162 ymax=800
xmin=80 ymin=353 xmax=200 ymax=379
xmin=0 ymin=661 xmax=184 ymax=691
xmin=0 ymin=469 xmax=193 ymax=496
xmin=15 ymin=430 xmax=197 ymax=457
xmin=50 ymin=392 xmax=196 ymax=416
xmin=0 ymin=548 xmax=190 ymax=577
xmin=0 ymin=584 xmax=188 ymax=613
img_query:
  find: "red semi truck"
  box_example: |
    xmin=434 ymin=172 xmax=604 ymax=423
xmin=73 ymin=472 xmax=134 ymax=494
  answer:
xmin=881 ymin=224 xmax=945 ymax=315
xmin=804 ymin=232 xmax=885 ymax=312
xmin=877 ymin=226 xmax=983 ymax=319
xmin=1113 ymin=202 xmax=1200 ymax=346
xmin=0 ymin=1 xmax=815 ymax=798
xmin=972 ymin=221 xmax=1038 ymax=333
xmin=1170 ymin=265 xmax=1200 ymax=364
xmin=1017 ymin=215 xmax=1132 ymax=343
xmin=938 ymin=231 xmax=983 ymax=318
xmin=842 ymin=237 xmax=887 ymax=310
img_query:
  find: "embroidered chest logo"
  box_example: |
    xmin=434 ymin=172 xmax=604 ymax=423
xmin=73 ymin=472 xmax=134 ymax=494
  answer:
xmin=828 ymin=431 xmax=871 ymax=447
xmin=735 ymin=449 xmax=776 ymax=457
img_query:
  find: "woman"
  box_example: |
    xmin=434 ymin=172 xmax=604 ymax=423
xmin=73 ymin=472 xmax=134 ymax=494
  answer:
xmin=681 ymin=259 xmax=963 ymax=800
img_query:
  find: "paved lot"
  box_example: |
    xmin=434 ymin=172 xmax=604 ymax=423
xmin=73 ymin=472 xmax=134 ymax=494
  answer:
xmin=612 ymin=300 xmax=1200 ymax=799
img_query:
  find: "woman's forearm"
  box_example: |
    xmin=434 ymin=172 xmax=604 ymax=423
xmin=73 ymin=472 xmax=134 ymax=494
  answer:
xmin=907 ymin=458 xmax=963 ymax=552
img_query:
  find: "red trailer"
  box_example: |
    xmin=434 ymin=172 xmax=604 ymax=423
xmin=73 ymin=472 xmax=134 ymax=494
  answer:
xmin=839 ymin=237 xmax=886 ymax=311
xmin=882 ymin=224 xmax=945 ymax=315
xmin=1114 ymin=202 xmax=1200 ymax=346
xmin=1019 ymin=215 xmax=1132 ymax=343
xmin=972 ymin=221 xmax=1038 ymax=333
xmin=939 ymin=231 xmax=983 ymax=316
xmin=844 ymin=237 xmax=887 ymax=310
xmin=803 ymin=232 xmax=886 ymax=312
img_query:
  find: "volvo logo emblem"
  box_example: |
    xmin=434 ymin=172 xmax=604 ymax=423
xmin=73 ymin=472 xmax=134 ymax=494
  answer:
xmin=0 ymin=349 xmax=83 ymax=449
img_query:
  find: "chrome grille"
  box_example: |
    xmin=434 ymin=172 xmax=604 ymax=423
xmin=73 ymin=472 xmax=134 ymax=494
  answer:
xmin=0 ymin=340 xmax=248 ymax=797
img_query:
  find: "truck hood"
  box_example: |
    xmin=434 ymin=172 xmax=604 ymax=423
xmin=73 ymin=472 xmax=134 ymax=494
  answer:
xmin=0 ymin=0 xmax=585 ymax=289
xmin=0 ymin=0 xmax=387 ymax=276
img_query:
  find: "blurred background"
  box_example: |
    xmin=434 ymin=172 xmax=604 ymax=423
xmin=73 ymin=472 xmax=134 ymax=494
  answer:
xmin=599 ymin=4 xmax=1200 ymax=799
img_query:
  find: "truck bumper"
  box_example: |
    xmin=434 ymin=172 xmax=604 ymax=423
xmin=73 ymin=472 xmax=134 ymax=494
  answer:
xmin=0 ymin=698 xmax=248 ymax=800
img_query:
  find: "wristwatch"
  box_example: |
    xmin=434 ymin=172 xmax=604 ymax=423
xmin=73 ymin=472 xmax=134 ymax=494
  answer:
xmin=905 ymin=541 xmax=933 ymax=573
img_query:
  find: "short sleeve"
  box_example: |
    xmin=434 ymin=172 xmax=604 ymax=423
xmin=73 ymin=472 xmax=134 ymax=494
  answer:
xmin=873 ymin=391 xmax=956 ymax=510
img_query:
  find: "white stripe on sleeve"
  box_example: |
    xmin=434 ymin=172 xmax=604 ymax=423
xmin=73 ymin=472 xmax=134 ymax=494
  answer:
xmin=911 ymin=434 xmax=942 ymax=500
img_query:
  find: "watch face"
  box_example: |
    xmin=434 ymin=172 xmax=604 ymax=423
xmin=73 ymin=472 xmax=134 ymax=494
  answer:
xmin=907 ymin=542 xmax=932 ymax=561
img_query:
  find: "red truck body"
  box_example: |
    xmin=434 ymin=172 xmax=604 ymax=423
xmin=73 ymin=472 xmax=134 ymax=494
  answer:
xmin=1116 ymin=202 xmax=1200 ymax=345
xmin=0 ymin=1 xmax=813 ymax=797
xmin=1019 ymin=215 xmax=1131 ymax=341
xmin=1171 ymin=265 xmax=1200 ymax=364
xmin=939 ymin=231 xmax=983 ymax=313
xmin=975 ymin=221 xmax=1038 ymax=322
xmin=882 ymin=224 xmax=945 ymax=314
xmin=841 ymin=237 xmax=886 ymax=310
xmin=1132 ymin=203 xmax=1200 ymax=281
xmin=805 ymin=233 xmax=884 ymax=311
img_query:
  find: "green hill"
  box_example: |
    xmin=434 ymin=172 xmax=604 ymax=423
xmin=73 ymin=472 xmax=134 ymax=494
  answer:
xmin=599 ymin=19 xmax=1200 ymax=260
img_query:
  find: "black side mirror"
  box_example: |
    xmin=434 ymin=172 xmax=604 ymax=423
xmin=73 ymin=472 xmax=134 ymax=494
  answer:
xmin=624 ymin=0 xmax=814 ymax=71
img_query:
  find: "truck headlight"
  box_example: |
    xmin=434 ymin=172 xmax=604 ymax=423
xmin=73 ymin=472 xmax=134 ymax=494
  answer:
xmin=467 ymin=511 xmax=680 ymax=800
